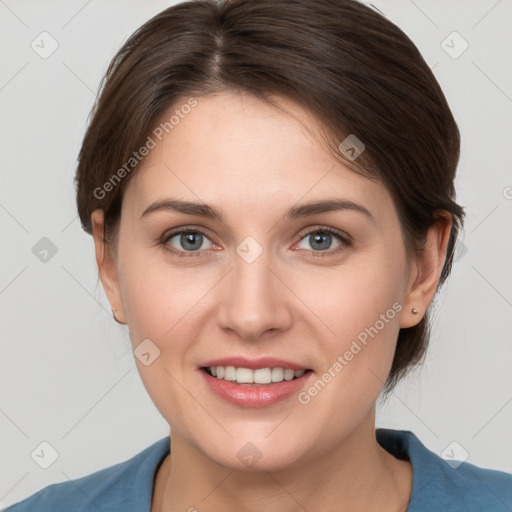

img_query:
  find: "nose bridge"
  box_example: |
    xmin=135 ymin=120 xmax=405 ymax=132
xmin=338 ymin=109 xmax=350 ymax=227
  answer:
xmin=217 ymin=236 xmax=291 ymax=339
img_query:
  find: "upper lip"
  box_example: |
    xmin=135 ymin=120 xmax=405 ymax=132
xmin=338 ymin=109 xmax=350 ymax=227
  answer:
xmin=200 ymin=356 xmax=310 ymax=371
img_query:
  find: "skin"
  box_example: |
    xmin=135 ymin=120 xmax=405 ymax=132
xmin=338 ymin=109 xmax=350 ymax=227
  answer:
xmin=91 ymin=91 xmax=452 ymax=512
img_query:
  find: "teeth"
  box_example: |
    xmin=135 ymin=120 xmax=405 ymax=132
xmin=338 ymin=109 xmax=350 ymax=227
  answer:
xmin=254 ymin=368 xmax=272 ymax=384
xmin=284 ymin=369 xmax=295 ymax=381
xmin=208 ymin=366 xmax=308 ymax=384
xmin=224 ymin=366 xmax=236 ymax=381
xmin=271 ymin=367 xmax=284 ymax=382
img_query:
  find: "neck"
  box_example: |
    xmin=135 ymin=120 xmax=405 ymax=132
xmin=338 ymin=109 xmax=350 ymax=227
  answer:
xmin=152 ymin=409 xmax=412 ymax=512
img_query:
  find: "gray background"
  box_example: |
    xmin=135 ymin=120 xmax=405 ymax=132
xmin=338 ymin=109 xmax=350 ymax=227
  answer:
xmin=1 ymin=0 xmax=511 ymax=508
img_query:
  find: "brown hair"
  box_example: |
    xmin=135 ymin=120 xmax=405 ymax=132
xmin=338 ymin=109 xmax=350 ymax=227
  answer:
xmin=75 ymin=0 xmax=464 ymax=396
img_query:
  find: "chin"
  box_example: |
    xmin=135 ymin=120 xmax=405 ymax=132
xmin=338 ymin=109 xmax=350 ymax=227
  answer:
xmin=194 ymin=428 xmax=309 ymax=473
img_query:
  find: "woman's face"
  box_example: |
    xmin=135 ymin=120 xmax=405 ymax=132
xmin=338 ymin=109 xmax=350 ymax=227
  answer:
xmin=94 ymin=91 xmax=424 ymax=471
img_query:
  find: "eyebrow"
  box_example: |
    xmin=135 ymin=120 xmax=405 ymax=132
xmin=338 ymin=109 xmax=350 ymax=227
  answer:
xmin=140 ymin=198 xmax=374 ymax=222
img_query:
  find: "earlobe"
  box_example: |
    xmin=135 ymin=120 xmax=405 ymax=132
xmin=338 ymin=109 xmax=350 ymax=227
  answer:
xmin=400 ymin=212 xmax=453 ymax=328
xmin=91 ymin=209 xmax=127 ymax=324
xmin=91 ymin=209 xmax=105 ymax=273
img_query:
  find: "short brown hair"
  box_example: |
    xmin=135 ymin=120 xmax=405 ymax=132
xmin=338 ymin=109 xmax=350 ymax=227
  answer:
xmin=75 ymin=0 xmax=464 ymax=396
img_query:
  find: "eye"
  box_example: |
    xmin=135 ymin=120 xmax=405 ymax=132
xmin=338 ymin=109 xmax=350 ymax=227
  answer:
xmin=295 ymin=227 xmax=351 ymax=256
xmin=163 ymin=229 xmax=214 ymax=256
xmin=161 ymin=226 xmax=351 ymax=258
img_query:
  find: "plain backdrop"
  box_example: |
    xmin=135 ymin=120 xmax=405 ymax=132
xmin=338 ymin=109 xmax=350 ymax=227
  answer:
xmin=1 ymin=0 xmax=511 ymax=508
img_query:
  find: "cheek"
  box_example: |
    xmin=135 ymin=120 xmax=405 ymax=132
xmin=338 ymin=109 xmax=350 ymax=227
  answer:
xmin=292 ymin=264 xmax=405 ymax=444
xmin=294 ymin=248 xmax=407 ymax=343
xmin=116 ymin=255 xmax=210 ymax=427
xmin=118 ymin=249 xmax=216 ymax=341
xmin=289 ymin=249 xmax=407 ymax=406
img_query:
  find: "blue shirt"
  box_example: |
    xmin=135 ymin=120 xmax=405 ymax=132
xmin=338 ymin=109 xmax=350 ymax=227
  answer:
xmin=3 ymin=428 xmax=512 ymax=511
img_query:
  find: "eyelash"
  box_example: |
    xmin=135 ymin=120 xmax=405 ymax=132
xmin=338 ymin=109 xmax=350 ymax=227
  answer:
xmin=161 ymin=226 xmax=352 ymax=259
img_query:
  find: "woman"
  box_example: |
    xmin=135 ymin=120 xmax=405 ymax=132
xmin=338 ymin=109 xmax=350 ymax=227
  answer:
xmin=5 ymin=0 xmax=511 ymax=511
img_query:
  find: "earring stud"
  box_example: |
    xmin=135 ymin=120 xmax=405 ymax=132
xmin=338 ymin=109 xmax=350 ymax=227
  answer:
xmin=412 ymin=308 xmax=418 ymax=314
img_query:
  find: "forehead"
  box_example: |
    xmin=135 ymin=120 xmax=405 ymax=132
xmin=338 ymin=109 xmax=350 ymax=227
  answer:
xmin=123 ymin=91 xmax=392 ymax=220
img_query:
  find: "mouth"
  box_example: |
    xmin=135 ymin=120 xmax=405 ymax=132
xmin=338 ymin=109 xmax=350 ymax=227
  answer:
xmin=201 ymin=366 xmax=313 ymax=385
xmin=198 ymin=360 xmax=314 ymax=408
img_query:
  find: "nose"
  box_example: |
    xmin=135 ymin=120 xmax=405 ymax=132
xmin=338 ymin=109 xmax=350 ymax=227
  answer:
xmin=216 ymin=244 xmax=293 ymax=341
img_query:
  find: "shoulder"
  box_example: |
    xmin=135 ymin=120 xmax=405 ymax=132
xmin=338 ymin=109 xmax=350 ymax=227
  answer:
xmin=376 ymin=428 xmax=512 ymax=512
xmin=2 ymin=437 xmax=169 ymax=512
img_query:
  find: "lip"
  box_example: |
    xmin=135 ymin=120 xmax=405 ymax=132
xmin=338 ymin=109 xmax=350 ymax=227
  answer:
xmin=200 ymin=356 xmax=309 ymax=371
xmin=199 ymin=368 xmax=313 ymax=408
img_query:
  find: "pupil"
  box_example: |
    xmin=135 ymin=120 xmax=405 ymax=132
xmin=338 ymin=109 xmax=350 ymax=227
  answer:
xmin=311 ymin=232 xmax=331 ymax=250
xmin=182 ymin=232 xmax=202 ymax=251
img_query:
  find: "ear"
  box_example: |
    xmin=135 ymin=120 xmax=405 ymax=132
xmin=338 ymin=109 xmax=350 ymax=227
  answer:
xmin=400 ymin=211 xmax=453 ymax=328
xmin=91 ymin=209 xmax=127 ymax=324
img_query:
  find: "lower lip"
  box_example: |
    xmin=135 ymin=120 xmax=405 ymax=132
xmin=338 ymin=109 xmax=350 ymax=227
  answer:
xmin=200 ymin=369 xmax=313 ymax=408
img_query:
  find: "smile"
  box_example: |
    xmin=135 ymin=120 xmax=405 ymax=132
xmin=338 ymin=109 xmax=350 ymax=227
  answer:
xmin=199 ymin=366 xmax=313 ymax=408
xmin=203 ymin=366 xmax=308 ymax=384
